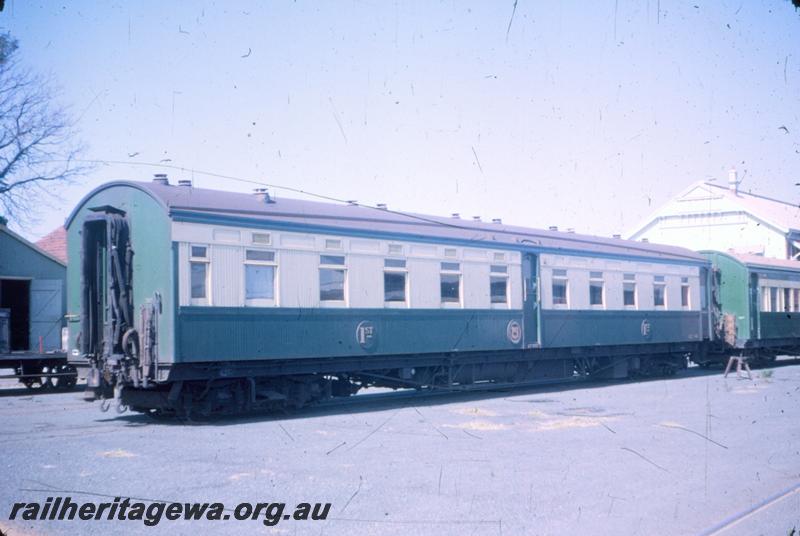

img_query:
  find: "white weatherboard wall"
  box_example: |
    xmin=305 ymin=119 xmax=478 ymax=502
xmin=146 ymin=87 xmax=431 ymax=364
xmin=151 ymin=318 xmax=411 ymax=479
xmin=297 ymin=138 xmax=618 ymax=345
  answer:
xmin=211 ymin=245 xmax=242 ymax=306
xmin=280 ymin=250 xmax=317 ymax=308
xmin=172 ymin=222 xmax=522 ymax=310
xmin=407 ymin=258 xmax=439 ymax=309
xmin=629 ymin=182 xmax=795 ymax=259
xmin=539 ymin=253 xmax=700 ymax=311
xmin=636 ymin=213 xmax=782 ymax=258
xmin=347 ymin=255 xmax=383 ymax=308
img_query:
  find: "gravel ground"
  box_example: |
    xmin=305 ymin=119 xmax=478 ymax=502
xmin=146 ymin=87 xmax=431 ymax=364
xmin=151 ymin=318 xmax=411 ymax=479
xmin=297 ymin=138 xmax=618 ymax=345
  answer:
xmin=0 ymin=363 xmax=798 ymax=536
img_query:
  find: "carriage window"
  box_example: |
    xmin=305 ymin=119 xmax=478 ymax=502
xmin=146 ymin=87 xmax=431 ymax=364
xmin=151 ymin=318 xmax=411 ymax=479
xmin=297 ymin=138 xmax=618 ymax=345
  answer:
xmin=783 ymin=288 xmax=792 ymax=312
xmin=440 ymin=262 xmax=461 ymax=304
xmin=490 ymin=264 xmax=508 ymax=304
xmin=589 ymin=271 xmax=604 ymax=306
xmin=320 ymin=255 xmax=346 ymax=302
xmin=623 ymin=273 xmax=637 ymax=307
xmin=251 ymin=232 xmax=271 ymax=245
xmin=653 ymin=275 xmax=666 ymax=308
xmin=244 ymin=249 xmax=276 ymax=303
xmin=191 ymin=265 xmax=207 ymax=299
xmin=190 ymin=245 xmax=209 ymax=301
xmin=552 ymin=269 xmax=568 ymax=306
xmin=681 ymin=277 xmax=690 ymax=308
xmin=770 ymin=287 xmax=779 ymax=312
xmin=761 ymin=287 xmax=770 ymax=312
xmin=246 ymin=250 xmax=275 ymax=262
xmin=384 ymin=259 xmax=407 ymax=303
xmin=794 ymin=289 xmax=800 ymax=312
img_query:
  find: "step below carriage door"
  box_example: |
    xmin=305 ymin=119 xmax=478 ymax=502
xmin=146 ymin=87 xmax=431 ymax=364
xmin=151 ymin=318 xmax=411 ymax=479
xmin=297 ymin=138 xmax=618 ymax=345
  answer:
xmin=522 ymin=253 xmax=539 ymax=348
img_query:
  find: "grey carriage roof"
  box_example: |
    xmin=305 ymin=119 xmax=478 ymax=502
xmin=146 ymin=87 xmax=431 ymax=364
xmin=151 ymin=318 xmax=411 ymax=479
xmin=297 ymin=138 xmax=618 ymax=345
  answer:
xmin=720 ymin=251 xmax=800 ymax=273
xmin=69 ymin=180 xmax=708 ymax=264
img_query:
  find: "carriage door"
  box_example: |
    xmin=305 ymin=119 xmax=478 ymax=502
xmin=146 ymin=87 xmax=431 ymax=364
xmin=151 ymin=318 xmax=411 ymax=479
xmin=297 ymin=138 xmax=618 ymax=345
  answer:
xmin=522 ymin=253 xmax=539 ymax=348
xmin=81 ymin=208 xmax=134 ymax=361
xmin=749 ymin=272 xmax=760 ymax=339
xmin=699 ymin=267 xmax=710 ymax=341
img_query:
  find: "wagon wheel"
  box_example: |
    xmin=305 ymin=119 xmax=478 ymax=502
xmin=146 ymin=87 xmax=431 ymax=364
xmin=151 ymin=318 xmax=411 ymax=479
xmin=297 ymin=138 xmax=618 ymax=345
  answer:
xmin=52 ymin=364 xmax=78 ymax=390
xmin=21 ymin=376 xmax=38 ymax=389
xmin=39 ymin=366 xmax=55 ymax=389
xmin=18 ymin=365 xmax=52 ymax=390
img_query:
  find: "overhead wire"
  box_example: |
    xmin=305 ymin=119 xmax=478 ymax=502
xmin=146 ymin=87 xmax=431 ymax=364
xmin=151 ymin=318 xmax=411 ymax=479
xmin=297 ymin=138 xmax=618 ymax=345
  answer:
xmin=69 ymin=158 xmax=489 ymax=233
xmin=58 ymin=158 xmax=696 ymax=259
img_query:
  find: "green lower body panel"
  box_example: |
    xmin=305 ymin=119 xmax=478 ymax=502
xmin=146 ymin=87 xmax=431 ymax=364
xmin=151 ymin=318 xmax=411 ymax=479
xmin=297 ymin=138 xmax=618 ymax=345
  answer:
xmin=759 ymin=312 xmax=800 ymax=340
xmin=541 ymin=310 xmax=702 ymax=347
xmin=176 ymin=307 xmax=525 ymax=362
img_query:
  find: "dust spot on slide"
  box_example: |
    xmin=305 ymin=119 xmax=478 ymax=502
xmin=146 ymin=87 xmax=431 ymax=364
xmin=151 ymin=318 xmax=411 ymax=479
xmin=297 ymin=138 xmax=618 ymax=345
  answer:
xmin=452 ymin=407 xmax=499 ymax=417
xmin=533 ymin=415 xmax=617 ymax=431
xmin=99 ymin=449 xmax=137 ymax=458
xmin=443 ymin=420 xmax=509 ymax=431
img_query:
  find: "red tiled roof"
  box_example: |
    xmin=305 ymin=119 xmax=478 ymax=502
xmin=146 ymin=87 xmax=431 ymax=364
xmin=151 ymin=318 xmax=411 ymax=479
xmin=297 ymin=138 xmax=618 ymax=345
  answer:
xmin=35 ymin=226 xmax=67 ymax=264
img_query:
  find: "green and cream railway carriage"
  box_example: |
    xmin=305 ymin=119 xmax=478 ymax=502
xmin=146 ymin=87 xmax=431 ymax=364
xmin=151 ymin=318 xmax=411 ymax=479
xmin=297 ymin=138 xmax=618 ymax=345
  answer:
xmin=66 ymin=177 xmax=713 ymax=416
xmin=702 ymin=251 xmax=800 ymax=362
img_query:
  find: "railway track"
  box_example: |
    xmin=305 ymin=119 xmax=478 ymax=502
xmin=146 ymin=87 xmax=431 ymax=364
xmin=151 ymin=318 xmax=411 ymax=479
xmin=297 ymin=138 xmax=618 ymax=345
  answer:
xmin=2 ymin=356 xmax=798 ymax=428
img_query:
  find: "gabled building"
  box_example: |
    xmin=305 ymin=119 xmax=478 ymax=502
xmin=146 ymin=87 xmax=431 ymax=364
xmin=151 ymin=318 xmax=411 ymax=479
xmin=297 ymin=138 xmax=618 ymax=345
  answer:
xmin=628 ymin=170 xmax=800 ymax=260
xmin=0 ymin=217 xmax=67 ymax=352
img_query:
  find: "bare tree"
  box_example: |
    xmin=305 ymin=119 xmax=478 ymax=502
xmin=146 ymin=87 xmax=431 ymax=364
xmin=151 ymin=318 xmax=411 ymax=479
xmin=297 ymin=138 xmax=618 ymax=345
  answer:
xmin=0 ymin=32 xmax=87 ymax=222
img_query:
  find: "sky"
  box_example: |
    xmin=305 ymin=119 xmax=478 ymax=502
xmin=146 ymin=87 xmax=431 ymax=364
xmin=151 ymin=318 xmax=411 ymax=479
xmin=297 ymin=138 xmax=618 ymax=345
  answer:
xmin=2 ymin=0 xmax=800 ymax=241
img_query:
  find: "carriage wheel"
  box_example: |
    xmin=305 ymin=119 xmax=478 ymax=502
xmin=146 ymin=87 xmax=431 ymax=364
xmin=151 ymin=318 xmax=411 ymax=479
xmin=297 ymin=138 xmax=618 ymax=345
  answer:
xmin=52 ymin=364 xmax=78 ymax=390
xmin=19 ymin=365 xmax=52 ymax=390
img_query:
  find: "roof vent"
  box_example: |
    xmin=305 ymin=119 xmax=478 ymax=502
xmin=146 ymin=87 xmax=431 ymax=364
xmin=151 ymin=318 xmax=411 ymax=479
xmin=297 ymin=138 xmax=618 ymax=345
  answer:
xmin=177 ymin=179 xmax=192 ymax=187
xmin=252 ymin=188 xmax=275 ymax=204
xmin=728 ymin=168 xmax=739 ymax=194
xmin=612 ymin=233 xmax=621 ymax=239
xmin=346 ymin=200 xmax=358 ymax=206
xmin=153 ymin=173 xmax=169 ymax=185
xmin=472 ymin=216 xmax=481 ymax=222
xmin=451 ymin=213 xmax=460 ymax=219
xmin=566 ymin=228 xmax=575 ymax=234
xmin=491 ymin=218 xmax=502 ymax=224
xmin=641 ymin=238 xmax=649 ymax=243
xmin=548 ymin=226 xmax=558 ymax=232
xmin=376 ymin=203 xmax=388 ymax=210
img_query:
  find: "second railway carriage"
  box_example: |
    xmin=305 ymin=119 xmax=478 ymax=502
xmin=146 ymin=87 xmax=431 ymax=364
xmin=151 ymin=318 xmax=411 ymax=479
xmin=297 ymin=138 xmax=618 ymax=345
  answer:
xmin=701 ymin=251 xmax=800 ymax=363
xmin=66 ymin=177 xmax=712 ymax=416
